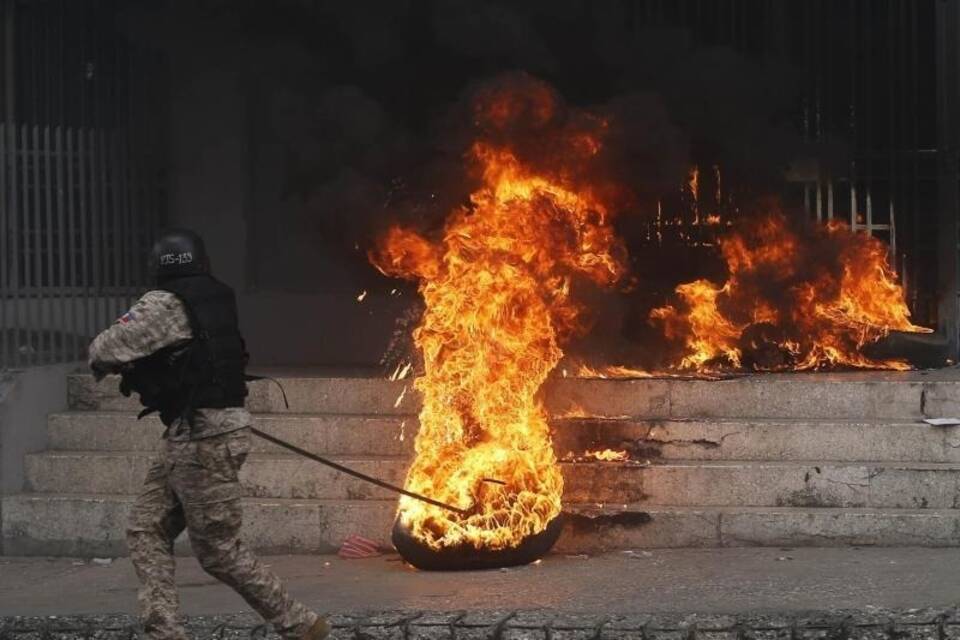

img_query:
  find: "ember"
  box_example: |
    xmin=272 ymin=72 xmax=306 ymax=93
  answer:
xmin=584 ymin=449 xmax=630 ymax=462
xmin=370 ymin=76 xmax=627 ymax=567
xmin=651 ymin=213 xmax=931 ymax=372
xmin=574 ymin=364 xmax=657 ymax=379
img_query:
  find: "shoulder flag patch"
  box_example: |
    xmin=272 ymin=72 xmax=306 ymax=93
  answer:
xmin=119 ymin=310 xmax=137 ymax=324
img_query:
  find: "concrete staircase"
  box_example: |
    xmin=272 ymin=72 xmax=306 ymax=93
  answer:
xmin=4 ymin=369 xmax=960 ymax=556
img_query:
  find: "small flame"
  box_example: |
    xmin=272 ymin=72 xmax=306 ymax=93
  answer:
xmin=558 ymin=403 xmax=591 ymax=419
xmin=688 ymin=167 xmax=700 ymax=226
xmin=688 ymin=167 xmax=699 ymax=202
xmin=714 ymin=164 xmax=722 ymax=204
xmin=576 ymin=364 xmax=656 ymax=379
xmin=389 ymin=362 xmax=413 ymax=381
xmin=357 ymin=290 xmax=368 ymax=302
xmin=394 ymin=385 xmax=408 ymax=409
xmin=584 ymin=449 xmax=629 ymax=462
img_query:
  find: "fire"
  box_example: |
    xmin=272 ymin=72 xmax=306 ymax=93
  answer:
xmin=575 ymin=363 xmax=656 ymax=379
xmin=584 ymin=449 xmax=629 ymax=462
xmin=651 ymin=214 xmax=931 ymax=371
xmin=370 ymin=85 xmax=626 ymax=551
xmin=556 ymin=403 xmax=590 ymax=419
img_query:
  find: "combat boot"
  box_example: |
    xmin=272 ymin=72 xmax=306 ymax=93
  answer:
xmin=301 ymin=617 xmax=331 ymax=640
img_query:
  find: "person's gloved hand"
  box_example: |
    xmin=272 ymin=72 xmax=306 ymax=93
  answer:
xmin=90 ymin=360 xmax=113 ymax=382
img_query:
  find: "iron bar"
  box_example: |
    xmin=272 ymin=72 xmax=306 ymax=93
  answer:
xmin=31 ymin=125 xmax=42 ymax=364
xmin=29 ymin=124 xmax=43 ymax=364
xmin=128 ymin=49 xmax=141 ymax=292
xmin=66 ymin=127 xmax=77 ymax=361
xmin=0 ymin=122 xmax=7 ymax=366
xmin=120 ymin=128 xmax=131 ymax=306
xmin=110 ymin=129 xmax=121 ymax=308
xmin=98 ymin=128 xmax=114 ymax=323
xmin=55 ymin=125 xmax=66 ymax=362
xmin=90 ymin=128 xmax=101 ymax=330
xmin=78 ymin=129 xmax=90 ymax=351
xmin=44 ymin=125 xmax=54 ymax=361
xmin=10 ymin=124 xmax=20 ymax=367
xmin=128 ymin=49 xmax=141 ymax=291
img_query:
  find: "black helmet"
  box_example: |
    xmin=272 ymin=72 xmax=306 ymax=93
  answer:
xmin=151 ymin=228 xmax=209 ymax=283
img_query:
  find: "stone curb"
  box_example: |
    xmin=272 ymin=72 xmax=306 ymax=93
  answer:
xmin=1 ymin=608 xmax=958 ymax=640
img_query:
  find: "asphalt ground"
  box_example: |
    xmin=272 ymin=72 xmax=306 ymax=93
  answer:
xmin=2 ymin=547 xmax=959 ymax=617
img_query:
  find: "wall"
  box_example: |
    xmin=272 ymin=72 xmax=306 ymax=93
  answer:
xmin=0 ymin=363 xmax=78 ymax=495
xmin=159 ymin=34 xmax=403 ymax=366
xmin=165 ymin=45 xmax=249 ymax=289
xmin=239 ymin=291 xmax=408 ymax=366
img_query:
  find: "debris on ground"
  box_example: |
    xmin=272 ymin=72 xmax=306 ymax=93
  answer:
xmin=923 ymin=418 xmax=960 ymax=426
xmin=338 ymin=535 xmax=382 ymax=559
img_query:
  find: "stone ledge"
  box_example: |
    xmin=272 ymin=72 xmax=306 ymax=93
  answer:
xmin=1 ymin=608 xmax=956 ymax=640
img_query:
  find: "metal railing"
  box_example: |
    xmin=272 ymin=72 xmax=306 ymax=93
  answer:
xmin=0 ymin=123 xmax=162 ymax=367
xmin=0 ymin=0 xmax=166 ymax=369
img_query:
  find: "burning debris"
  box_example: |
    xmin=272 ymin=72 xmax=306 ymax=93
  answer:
xmin=388 ymin=362 xmax=413 ymax=381
xmin=584 ymin=449 xmax=630 ymax=462
xmin=572 ymin=364 xmax=656 ymax=379
xmin=370 ymin=74 xmax=628 ymax=568
xmin=561 ymin=449 xmax=639 ymax=464
xmin=650 ymin=213 xmax=931 ymax=372
xmin=367 ymin=72 xmax=933 ymax=569
xmin=393 ymin=385 xmax=408 ymax=409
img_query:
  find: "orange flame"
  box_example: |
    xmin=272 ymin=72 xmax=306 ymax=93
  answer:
xmin=584 ymin=449 xmax=629 ymax=462
xmin=575 ymin=363 xmax=657 ymax=379
xmin=371 ymin=135 xmax=626 ymax=550
xmin=651 ymin=214 xmax=931 ymax=372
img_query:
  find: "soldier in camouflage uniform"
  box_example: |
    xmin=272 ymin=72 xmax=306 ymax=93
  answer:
xmin=89 ymin=230 xmax=328 ymax=640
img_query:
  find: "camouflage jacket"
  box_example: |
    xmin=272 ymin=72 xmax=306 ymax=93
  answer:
xmin=88 ymin=290 xmax=251 ymax=440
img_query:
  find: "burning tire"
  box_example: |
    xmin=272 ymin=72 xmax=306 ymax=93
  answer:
xmin=391 ymin=514 xmax=565 ymax=571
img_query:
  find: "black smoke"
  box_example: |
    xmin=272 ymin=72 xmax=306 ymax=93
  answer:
xmin=120 ymin=0 xmax=820 ymax=288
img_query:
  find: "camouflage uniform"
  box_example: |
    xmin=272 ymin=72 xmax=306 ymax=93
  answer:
xmin=90 ymin=291 xmax=320 ymax=640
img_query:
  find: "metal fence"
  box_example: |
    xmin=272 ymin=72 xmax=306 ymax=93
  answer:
xmin=606 ymin=0 xmax=942 ymax=327
xmin=0 ymin=0 xmax=167 ymax=368
xmin=0 ymin=123 xmax=161 ymax=367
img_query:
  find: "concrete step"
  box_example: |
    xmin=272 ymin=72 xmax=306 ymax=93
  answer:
xmin=67 ymin=370 xmax=960 ymax=420
xmin=25 ymin=452 xmax=410 ymax=501
xmin=68 ymin=373 xmax=417 ymax=415
xmin=48 ymin=411 xmax=960 ymax=463
xmin=555 ymin=417 xmax=960 ymax=463
xmin=4 ymin=493 xmax=960 ymax=556
xmin=0 ymin=493 xmax=394 ymax=556
xmin=24 ymin=451 xmax=960 ymax=508
xmin=544 ymin=372 xmax=960 ymax=420
xmin=47 ymin=412 xmax=415 ymax=457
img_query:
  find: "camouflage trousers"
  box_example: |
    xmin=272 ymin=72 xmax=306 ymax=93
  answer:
xmin=127 ymin=427 xmax=317 ymax=640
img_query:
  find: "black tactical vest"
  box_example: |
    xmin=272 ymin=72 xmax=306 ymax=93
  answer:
xmin=159 ymin=274 xmax=249 ymax=412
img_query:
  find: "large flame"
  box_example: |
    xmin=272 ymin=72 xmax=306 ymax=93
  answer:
xmin=371 ymin=136 xmax=625 ymax=550
xmin=651 ymin=214 xmax=931 ymax=371
xmin=368 ymin=74 xmax=933 ymax=553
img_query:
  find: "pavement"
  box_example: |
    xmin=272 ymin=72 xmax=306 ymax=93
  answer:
xmin=2 ymin=548 xmax=960 ymax=638
xmin=3 ymin=548 xmax=960 ymax=616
